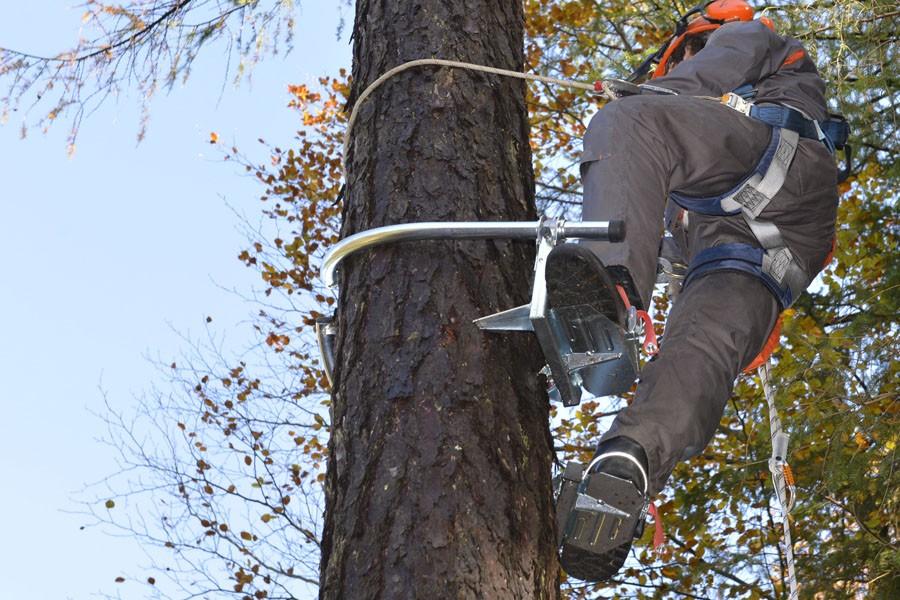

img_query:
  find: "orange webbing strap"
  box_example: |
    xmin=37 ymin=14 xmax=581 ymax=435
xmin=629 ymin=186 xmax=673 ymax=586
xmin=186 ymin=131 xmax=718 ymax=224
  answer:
xmin=648 ymin=502 xmax=666 ymax=551
xmin=781 ymin=49 xmax=806 ymax=67
xmin=744 ymin=235 xmax=836 ymax=374
xmin=783 ymin=463 xmax=796 ymax=487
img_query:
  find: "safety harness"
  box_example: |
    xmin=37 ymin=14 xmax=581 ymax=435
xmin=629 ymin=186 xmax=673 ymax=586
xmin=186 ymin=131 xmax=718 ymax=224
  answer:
xmin=727 ymin=81 xmax=852 ymax=151
xmin=673 ymin=120 xmax=807 ymax=308
xmin=672 ymin=87 xmax=848 ymax=310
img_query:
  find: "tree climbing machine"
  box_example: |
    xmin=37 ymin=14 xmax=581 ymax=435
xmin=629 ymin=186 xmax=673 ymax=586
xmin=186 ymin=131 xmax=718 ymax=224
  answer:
xmin=321 ymin=228 xmax=799 ymax=595
xmin=316 ymin=214 xmax=797 ymax=596
xmin=310 ymin=6 xmax=854 ymax=585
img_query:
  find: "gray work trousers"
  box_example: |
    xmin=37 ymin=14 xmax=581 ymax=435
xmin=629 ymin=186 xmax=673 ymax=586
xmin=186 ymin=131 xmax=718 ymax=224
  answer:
xmin=581 ymin=95 xmax=837 ymax=494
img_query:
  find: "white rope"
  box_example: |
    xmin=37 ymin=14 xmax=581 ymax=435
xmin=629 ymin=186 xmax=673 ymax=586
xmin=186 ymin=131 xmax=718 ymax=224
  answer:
xmin=343 ymin=58 xmax=598 ymax=178
xmin=758 ymin=359 xmax=800 ymax=600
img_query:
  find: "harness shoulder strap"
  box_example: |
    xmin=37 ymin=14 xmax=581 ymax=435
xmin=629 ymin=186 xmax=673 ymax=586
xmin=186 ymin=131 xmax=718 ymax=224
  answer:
xmin=721 ymin=128 xmax=799 ymax=218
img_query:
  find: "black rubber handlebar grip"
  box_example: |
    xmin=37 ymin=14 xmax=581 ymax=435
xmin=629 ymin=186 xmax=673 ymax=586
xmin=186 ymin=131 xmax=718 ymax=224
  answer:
xmin=608 ymin=219 xmax=626 ymax=243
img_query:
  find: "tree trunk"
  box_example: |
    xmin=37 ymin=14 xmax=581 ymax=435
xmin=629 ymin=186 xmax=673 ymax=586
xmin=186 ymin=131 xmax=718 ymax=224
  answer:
xmin=319 ymin=1 xmax=558 ymax=598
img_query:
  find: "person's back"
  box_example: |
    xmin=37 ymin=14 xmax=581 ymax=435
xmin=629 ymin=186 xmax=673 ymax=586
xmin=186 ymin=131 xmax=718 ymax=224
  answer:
xmin=654 ymin=20 xmax=828 ymax=121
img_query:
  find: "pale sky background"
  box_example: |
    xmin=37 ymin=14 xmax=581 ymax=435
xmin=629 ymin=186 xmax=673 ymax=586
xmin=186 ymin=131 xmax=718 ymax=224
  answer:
xmin=0 ymin=3 xmax=349 ymax=598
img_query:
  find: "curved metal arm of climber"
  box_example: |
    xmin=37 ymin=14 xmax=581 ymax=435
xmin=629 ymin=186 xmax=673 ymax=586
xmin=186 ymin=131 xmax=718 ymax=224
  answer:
xmin=554 ymin=0 xmax=845 ymax=586
xmin=319 ymin=218 xmax=625 ymax=288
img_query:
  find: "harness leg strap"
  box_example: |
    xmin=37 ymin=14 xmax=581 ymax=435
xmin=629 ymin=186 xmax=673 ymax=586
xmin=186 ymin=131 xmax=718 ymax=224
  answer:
xmin=684 ymin=243 xmax=806 ymax=309
xmin=670 ymin=127 xmax=809 ymax=308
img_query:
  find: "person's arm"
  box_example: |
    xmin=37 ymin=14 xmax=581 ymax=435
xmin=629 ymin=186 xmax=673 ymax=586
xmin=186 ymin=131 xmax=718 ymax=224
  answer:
xmin=651 ymin=20 xmax=801 ymax=97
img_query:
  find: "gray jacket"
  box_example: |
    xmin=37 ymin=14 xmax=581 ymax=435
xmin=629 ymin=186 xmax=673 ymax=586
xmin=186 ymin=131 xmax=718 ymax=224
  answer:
xmin=652 ymin=20 xmax=828 ymax=121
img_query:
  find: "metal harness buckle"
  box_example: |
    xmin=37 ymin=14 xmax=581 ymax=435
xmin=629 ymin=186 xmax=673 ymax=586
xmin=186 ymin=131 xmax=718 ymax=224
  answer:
xmin=721 ymin=92 xmax=754 ymax=116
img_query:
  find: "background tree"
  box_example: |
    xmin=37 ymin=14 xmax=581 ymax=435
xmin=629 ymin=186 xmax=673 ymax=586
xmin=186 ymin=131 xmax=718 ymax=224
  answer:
xmin=9 ymin=0 xmax=894 ymax=598
xmin=0 ymin=0 xmax=349 ymax=147
xmin=525 ymin=2 xmax=897 ymax=598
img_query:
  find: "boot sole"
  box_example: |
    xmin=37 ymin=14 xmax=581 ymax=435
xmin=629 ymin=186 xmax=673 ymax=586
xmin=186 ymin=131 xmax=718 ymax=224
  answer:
xmin=546 ymin=245 xmax=626 ymax=330
xmin=560 ymin=540 xmax=630 ymax=582
xmin=559 ymin=471 xmax=645 ymax=581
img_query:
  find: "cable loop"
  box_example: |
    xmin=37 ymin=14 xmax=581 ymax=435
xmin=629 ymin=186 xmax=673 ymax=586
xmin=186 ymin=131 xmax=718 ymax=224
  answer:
xmin=343 ymin=58 xmax=599 ymax=178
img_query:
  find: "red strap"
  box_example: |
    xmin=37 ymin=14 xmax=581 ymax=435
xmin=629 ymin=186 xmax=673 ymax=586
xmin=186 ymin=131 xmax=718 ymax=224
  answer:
xmin=638 ymin=311 xmax=659 ymax=355
xmin=782 ymin=49 xmax=806 ymax=67
xmin=615 ymin=284 xmax=630 ymax=309
xmin=648 ymin=502 xmax=666 ymax=550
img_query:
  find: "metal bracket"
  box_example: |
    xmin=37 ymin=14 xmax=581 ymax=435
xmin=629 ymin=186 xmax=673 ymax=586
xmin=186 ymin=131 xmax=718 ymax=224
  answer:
xmin=472 ymin=304 xmax=532 ymax=331
xmin=564 ymin=351 xmax=622 ymax=371
xmin=315 ymin=317 xmax=338 ymax=387
xmin=474 ymin=217 xmax=639 ymax=406
xmin=527 ymin=218 xmax=586 ymax=405
xmin=573 ymin=493 xmax=631 ymax=518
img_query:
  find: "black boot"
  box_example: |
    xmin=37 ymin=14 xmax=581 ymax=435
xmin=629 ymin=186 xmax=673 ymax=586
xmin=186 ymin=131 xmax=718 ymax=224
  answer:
xmin=559 ymin=437 xmax=650 ymax=582
xmin=545 ymin=243 xmax=626 ymax=329
xmin=545 ymin=243 xmax=639 ymax=399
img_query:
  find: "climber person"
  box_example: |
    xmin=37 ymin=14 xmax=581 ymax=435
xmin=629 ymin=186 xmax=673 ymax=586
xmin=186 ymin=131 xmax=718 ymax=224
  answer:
xmin=550 ymin=0 xmax=846 ymax=581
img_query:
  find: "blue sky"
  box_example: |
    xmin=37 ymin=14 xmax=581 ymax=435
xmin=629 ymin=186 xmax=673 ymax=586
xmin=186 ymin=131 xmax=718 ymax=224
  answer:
xmin=0 ymin=3 xmax=349 ymax=598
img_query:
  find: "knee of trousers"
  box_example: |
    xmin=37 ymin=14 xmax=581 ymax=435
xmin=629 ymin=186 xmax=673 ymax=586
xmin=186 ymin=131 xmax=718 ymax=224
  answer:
xmin=583 ymin=97 xmax=667 ymax=157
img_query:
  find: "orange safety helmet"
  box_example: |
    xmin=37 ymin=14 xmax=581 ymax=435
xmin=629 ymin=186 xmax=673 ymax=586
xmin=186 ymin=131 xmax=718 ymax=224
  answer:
xmin=650 ymin=0 xmax=773 ymax=78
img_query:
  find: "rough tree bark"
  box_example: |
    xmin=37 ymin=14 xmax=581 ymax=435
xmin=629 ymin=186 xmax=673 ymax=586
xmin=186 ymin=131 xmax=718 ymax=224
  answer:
xmin=319 ymin=1 xmax=558 ymax=598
